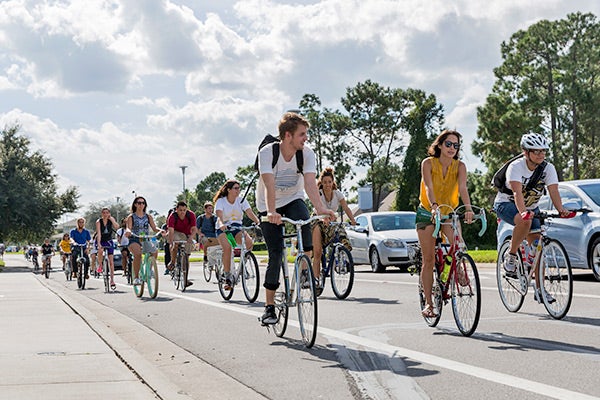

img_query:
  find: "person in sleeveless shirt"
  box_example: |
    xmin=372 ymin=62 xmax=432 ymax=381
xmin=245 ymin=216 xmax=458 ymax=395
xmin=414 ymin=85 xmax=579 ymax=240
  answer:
xmin=125 ymin=196 xmax=163 ymax=286
xmin=96 ymin=207 xmax=120 ymax=290
xmin=416 ymin=130 xmax=474 ymax=318
xmin=311 ymin=167 xmax=356 ymax=295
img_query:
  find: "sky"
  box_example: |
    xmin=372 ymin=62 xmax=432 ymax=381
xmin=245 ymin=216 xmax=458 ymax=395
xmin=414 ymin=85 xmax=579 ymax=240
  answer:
xmin=1 ymin=0 xmax=599 ymax=218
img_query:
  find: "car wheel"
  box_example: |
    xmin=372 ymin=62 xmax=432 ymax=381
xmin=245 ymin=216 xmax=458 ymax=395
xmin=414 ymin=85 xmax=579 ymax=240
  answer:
xmin=590 ymin=237 xmax=600 ymax=281
xmin=370 ymin=247 xmax=386 ymax=273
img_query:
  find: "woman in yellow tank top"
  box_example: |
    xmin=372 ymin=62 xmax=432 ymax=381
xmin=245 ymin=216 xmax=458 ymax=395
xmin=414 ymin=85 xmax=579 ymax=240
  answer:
xmin=417 ymin=130 xmax=474 ymax=318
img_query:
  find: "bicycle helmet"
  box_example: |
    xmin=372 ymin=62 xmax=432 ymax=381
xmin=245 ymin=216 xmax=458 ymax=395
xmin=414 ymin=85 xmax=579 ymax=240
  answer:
xmin=520 ymin=133 xmax=549 ymax=150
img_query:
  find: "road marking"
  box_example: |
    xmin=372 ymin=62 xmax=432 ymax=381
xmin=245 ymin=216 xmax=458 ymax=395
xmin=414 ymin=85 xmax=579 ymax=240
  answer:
xmin=155 ymin=287 xmax=598 ymax=400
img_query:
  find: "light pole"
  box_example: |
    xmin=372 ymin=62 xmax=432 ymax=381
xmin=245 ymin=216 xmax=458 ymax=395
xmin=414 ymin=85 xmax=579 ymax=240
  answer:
xmin=115 ymin=196 xmax=120 ymax=222
xmin=179 ymin=165 xmax=188 ymax=201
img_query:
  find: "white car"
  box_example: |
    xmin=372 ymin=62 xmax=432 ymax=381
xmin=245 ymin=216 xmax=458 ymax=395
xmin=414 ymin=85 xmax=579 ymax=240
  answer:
xmin=346 ymin=211 xmax=418 ymax=273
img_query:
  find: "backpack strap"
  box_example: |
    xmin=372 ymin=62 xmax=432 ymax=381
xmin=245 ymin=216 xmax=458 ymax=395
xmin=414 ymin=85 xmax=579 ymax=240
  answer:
xmin=526 ymin=160 xmax=547 ymax=191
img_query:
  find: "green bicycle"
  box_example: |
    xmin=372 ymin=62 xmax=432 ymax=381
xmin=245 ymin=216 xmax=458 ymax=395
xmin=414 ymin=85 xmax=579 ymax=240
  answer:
xmin=131 ymin=232 xmax=161 ymax=299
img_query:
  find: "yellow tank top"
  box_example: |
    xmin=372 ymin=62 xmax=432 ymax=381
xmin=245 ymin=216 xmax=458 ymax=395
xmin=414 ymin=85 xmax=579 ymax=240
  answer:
xmin=59 ymin=239 xmax=71 ymax=253
xmin=419 ymin=157 xmax=460 ymax=211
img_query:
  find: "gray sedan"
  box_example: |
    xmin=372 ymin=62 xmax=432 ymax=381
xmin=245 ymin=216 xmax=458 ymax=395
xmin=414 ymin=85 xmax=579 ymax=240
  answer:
xmin=497 ymin=178 xmax=600 ymax=280
xmin=346 ymin=211 xmax=418 ymax=273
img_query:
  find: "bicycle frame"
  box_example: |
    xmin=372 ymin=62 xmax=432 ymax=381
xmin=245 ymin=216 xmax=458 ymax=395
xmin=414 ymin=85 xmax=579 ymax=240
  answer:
xmin=320 ymin=222 xmax=345 ymax=278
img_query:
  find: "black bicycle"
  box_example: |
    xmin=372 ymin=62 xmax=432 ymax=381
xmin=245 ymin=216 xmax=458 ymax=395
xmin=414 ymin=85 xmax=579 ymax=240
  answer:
xmin=120 ymin=245 xmax=133 ymax=285
xmin=72 ymin=244 xmax=88 ymax=289
xmin=171 ymin=241 xmax=190 ymax=292
xmin=317 ymin=222 xmax=354 ymax=299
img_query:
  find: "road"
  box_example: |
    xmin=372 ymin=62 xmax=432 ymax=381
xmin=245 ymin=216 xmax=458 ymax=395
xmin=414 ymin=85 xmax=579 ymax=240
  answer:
xmin=16 ymin=254 xmax=600 ymax=399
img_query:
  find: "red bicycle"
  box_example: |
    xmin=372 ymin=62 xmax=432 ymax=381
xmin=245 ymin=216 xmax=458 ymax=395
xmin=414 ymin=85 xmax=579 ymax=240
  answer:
xmin=410 ymin=204 xmax=487 ymax=337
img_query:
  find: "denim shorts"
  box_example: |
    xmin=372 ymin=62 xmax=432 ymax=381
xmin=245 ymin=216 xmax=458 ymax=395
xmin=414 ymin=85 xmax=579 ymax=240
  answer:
xmin=494 ymin=202 xmax=541 ymax=232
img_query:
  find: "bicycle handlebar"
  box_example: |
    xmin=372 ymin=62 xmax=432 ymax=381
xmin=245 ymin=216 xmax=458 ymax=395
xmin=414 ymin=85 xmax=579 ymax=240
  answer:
xmin=432 ymin=204 xmax=487 ymax=238
xmin=129 ymin=231 xmax=164 ymax=240
xmin=260 ymin=215 xmax=329 ymax=226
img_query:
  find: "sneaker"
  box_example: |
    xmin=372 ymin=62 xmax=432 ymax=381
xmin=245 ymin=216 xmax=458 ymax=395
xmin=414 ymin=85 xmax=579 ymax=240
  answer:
xmin=133 ymin=278 xmax=142 ymax=286
xmin=185 ymin=281 xmax=193 ymax=287
xmin=534 ymin=289 xmax=556 ymax=304
xmin=163 ymin=269 xmax=170 ymax=275
xmin=224 ymin=274 xmax=233 ymax=290
xmin=314 ymin=279 xmax=323 ymax=296
xmin=503 ymin=253 xmax=518 ymax=276
xmin=261 ymin=305 xmax=277 ymax=325
xmin=300 ymin=269 xmax=311 ymax=289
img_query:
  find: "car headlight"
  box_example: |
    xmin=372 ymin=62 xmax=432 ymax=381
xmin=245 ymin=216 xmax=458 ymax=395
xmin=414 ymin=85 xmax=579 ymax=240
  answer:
xmin=382 ymin=239 xmax=405 ymax=248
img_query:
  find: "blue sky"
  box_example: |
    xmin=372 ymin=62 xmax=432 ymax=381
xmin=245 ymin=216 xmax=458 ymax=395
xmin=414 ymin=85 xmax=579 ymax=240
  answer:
xmin=1 ymin=0 xmax=599 ymax=216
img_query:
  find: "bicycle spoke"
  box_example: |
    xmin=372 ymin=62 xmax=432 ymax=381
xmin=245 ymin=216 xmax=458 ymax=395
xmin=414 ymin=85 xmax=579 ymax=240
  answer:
xmin=496 ymin=240 xmax=525 ymax=313
xmin=297 ymin=255 xmax=318 ymax=348
xmin=451 ymin=254 xmax=481 ymax=336
xmin=539 ymin=240 xmax=572 ymax=319
xmin=330 ymin=245 xmax=354 ymax=300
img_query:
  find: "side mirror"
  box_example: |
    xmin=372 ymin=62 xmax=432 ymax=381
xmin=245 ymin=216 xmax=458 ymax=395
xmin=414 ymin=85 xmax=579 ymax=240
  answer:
xmin=353 ymin=226 xmax=368 ymax=234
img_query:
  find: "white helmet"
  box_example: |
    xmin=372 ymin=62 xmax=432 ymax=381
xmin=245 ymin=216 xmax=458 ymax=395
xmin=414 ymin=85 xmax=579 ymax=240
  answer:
xmin=520 ymin=133 xmax=549 ymax=150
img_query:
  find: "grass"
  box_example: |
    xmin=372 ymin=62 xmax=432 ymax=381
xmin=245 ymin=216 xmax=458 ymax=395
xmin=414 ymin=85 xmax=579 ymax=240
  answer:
xmin=468 ymin=249 xmax=498 ymax=263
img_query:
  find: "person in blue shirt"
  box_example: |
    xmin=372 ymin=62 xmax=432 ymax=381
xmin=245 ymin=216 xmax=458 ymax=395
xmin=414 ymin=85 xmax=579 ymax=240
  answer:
xmin=196 ymin=201 xmax=218 ymax=265
xmin=70 ymin=217 xmax=92 ymax=279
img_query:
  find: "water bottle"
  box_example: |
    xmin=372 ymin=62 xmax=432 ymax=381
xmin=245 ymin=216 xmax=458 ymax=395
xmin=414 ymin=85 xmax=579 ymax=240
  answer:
xmin=526 ymin=239 xmax=539 ymax=265
xmin=440 ymin=255 xmax=452 ymax=283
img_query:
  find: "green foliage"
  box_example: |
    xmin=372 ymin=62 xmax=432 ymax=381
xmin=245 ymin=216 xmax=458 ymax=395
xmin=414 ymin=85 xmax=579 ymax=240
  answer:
xmin=190 ymin=171 xmax=226 ymax=213
xmin=82 ymin=201 xmax=132 ymax=232
xmin=0 ymin=124 xmax=79 ymax=242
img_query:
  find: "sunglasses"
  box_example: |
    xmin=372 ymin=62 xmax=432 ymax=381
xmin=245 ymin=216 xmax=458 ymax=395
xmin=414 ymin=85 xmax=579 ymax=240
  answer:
xmin=529 ymin=149 xmax=546 ymax=155
xmin=444 ymin=140 xmax=460 ymax=150
xmin=135 ymin=201 xmax=146 ymax=205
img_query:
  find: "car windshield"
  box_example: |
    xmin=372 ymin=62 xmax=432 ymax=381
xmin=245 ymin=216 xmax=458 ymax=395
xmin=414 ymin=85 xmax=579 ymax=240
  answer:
xmin=579 ymin=183 xmax=600 ymax=207
xmin=371 ymin=214 xmax=415 ymax=232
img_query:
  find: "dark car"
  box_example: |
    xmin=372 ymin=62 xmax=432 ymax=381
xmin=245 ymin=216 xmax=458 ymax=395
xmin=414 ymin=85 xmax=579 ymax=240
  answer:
xmin=346 ymin=211 xmax=418 ymax=273
xmin=497 ymin=179 xmax=600 ymax=280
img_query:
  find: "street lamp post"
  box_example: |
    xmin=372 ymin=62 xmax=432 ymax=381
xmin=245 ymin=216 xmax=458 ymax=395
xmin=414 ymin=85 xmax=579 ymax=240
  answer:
xmin=179 ymin=165 xmax=188 ymax=201
xmin=115 ymin=196 xmax=120 ymax=222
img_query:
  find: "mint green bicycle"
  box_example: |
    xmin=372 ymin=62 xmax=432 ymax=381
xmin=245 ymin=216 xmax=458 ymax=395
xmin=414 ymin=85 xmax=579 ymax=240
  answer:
xmin=131 ymin=232 xmax=161 ymax=299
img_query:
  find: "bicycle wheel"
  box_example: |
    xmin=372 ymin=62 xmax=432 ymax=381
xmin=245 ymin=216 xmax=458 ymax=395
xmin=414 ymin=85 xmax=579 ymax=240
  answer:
xmin=65 ymin=259 xmax=71 ymax=281
xmin=451 ymin=253 xmax=481 ymax=337
xmin=77 ymin=261 xmax=85 ymax=289
xmin=181 ymin=256 xmax=189 ymax=293
xmin=134 ymin=257 xmax=146 ymax=298
xmin=147 ymin=256 xmax=159 ymax=299
xmin=419 ymin=264 xmax=443 ymax=327
xmin=203 ymin=261 xmax=212 ymax=282
xmin=241 ymin=251 xmax=260 ymax=303
xmin=496 ymin=239 xmax=525 ymax=313
xmin=217 ymin=261 xmax=234 ymax=300
xmin=330 ymin=245 xmax=354 ymax=300
xmin=297 ymin=254 xmax=318 ymax=348
xmin=103 ymin=258 xmax=110 ymax=293
xmin=126 ymin=255 xmax=133 ymax=285
xmin=173 ymin=256 xmax=183 ymax=290
xmin=273 ymin=262 xmax=289 ymax=337
xmin=539 ymin=239 xmax=572 ymax=319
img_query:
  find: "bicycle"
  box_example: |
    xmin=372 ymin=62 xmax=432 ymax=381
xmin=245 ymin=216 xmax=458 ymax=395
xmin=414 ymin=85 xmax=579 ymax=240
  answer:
xmin=317 ymin=222 xmax=354 ymax=299
xmin=72 ymin=244 xmax=88 ymax=290
xmin=130 ymin=232 xmax=161 ymax=299
xmin=63 ymin=252 xmax=72 ymax=281
xmin=171 ymin=240 xmax=191 ymax=292
xmin=99 ymin=245 xmax=115 ymax=293
xmin=119 ymin=245 xmax=133 ymax=285
xmin=409 ymin=204 xmax=487 ymax=337
xmin=31 ymin=251 xmax=39 ymax=273
xmin=42 ymin=253 xmax=53 ymax=279
xmin=496 ymin=209 xmax=579 ymax=319
xmin=210 ymin=226 xmax=260 ymax=303
xmin=263 ymin=215 xmax=326 ymax=348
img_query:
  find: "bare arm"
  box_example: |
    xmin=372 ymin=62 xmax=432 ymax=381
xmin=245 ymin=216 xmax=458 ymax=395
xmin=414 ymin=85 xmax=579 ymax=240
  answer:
xmin=547 ymin=184 xmax=569 ymax=214
xmin=340 ymin=198 xmax=356 ymax=225
xmin=420 ymin=158 xmax=438 ymax=213
xmin=245 ymin=208 xmax=261 ymax=225
xmin=262 ymin=173 xmax=281 ymax=224
xmin=457 ymin=162 xmax=473 ymax=223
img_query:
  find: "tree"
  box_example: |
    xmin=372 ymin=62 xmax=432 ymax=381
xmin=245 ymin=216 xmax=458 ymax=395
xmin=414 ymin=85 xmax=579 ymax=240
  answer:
xmin=82 ymin=201 xmax=131 ymax=233
xmin=191 ymin=171 xmax=226 ymax=212
xmin=341 ymin=80 xmax=407 ymax=211
xmin=395 ymin=89 xmax=445 ymax=211
xmin=0 ymin=124 xmax=79 ymax=242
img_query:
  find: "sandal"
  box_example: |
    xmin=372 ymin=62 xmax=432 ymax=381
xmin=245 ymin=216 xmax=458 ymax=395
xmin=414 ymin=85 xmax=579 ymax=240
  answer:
xmin=421 ymin=305 xmax=437 ymax=318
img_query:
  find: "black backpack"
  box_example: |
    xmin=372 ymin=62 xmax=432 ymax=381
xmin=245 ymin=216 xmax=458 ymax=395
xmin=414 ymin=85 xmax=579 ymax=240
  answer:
xmin=491 ymin=154 xmax=547 ymax=195
xmin=253 ymin=134 xmax=303 ymax=174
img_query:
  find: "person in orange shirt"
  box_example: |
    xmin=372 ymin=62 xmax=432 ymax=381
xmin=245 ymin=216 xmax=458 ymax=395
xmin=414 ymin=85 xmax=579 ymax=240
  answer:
xmin=415 ymin=130 xmax=474 ymax=318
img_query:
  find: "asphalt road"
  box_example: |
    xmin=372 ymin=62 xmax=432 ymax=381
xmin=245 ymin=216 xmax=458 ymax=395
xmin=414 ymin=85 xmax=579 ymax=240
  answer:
xmin=22 ymin=254 xmax=600 ymax=399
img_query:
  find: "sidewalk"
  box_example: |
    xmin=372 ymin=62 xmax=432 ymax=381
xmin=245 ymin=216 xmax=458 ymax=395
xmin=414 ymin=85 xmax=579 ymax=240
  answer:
xmin=0 ymin=255 xmax=265 ymax=400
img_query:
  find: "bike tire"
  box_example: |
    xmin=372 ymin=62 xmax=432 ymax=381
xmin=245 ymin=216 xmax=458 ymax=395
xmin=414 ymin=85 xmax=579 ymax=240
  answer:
xmin=496 ymin=239 xmax=525 ymax=313
xmin=273 ymin=262 xmax=289 ymax=338
xmin=539 ymin=239 xmax=573 ymax=319
xmin=103 ymin=258 xmax=110 ymax=293
xmin=77 ymin=261 xmax=85 ymax=290
xmin=65 ymin=259 xmax=71 ymax=281
xmin=217 ymin=260 xmax=234 ymax=300
xmin=203 ymin=262 xmax=212 ymax=282
xmin=181 ymin=256 xmax=189 ymax=293
xmin=330 ymin=245 xmax=354 ymax=300
xmin=451 ymin=253 xmax=481 ymax=337
xmin=297 ymin=254 xmax=318 ymax=348
xmin=134 ymin=256 xmax=146 ymax=298
xmin=419 ymin=263 xmax=443 ymax=327
xmin=147 ymin=256 xmax=159 ymax=299
xmin=241 ymin=251 xmax=260 ymax=303
xmin=44 ymin=263 xmax=49 ymax=279
xmin=126 ymin=259 xmax=133 ymax=285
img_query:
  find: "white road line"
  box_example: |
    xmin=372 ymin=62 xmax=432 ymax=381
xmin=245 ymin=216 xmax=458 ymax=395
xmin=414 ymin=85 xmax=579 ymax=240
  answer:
xmin=153 ymin=286 xmax=598 ymax=400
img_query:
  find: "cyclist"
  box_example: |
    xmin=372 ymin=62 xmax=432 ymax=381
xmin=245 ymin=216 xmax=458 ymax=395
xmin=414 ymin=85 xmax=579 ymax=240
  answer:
xmin=196 ymin=201 xmax=219 ymax=266
xmin=40 ymin=238 xmax=54 ymax=277
xmin=167 ymin=201 xmax=197 ymax=287
xmin=213 ymin=179 xmax=261 ymax=290
xmin=311 ymin=167 xmax=356 ymax=295
xmin=126 ymin=196 xmax=162 ymax=286
xmin=415 ymin=130 xmax=474 ymax=318
xmin=96 ymin=207 xmax=119 ymax=290
xmin=116 ymin=217 xmax=131 ymax=279
xmin=493 ymin=133 xmax=571 ymax=303
xmin=69 ymin=217 xmax=91 ymax=279
xmin=256 ymin=112 xmax=335 ymax=324
xmin=58 ymin=233 xmax=72 ymax=273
